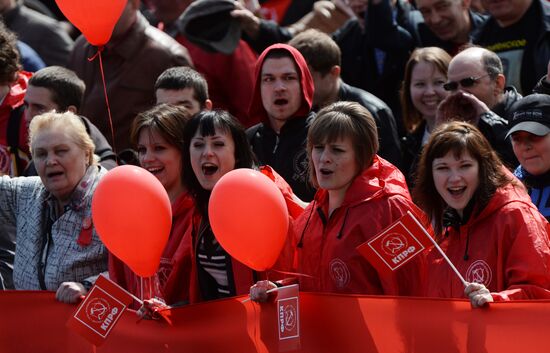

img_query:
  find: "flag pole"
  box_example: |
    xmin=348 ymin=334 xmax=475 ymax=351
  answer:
xmin=407 ymin=211 xmax=468 ymax=287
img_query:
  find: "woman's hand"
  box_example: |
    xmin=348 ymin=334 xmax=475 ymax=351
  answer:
xmin=249 ymin=280 xmax=277 ymax=302
xmin=464 ymin=282 xmax=494 ymax=308
xmin=136 ymin=298 xmax=169 ymax=320
xmin=56 ymin=281 xmax=87 ymax=304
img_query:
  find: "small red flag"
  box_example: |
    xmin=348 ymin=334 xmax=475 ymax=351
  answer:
xmin=67 ymin=274 xmax=133 ymax=346
xmin=357 ymin=211 xmax=432 ymax=273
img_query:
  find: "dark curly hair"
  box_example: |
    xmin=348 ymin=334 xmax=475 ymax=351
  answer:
xmin=0 ymin=22 xmax=21 ymax=85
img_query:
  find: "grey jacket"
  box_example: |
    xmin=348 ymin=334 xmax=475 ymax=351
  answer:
xmin=0 ymin=165 xmax=108 ymax=290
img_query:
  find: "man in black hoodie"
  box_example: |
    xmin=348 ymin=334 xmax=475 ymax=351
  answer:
xmin=247 ymin=43 xmax=316 ymax=201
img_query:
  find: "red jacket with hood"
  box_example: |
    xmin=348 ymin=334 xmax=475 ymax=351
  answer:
xmin=427 ymin=181 xmax=550 ymax=301
xmin=247 ymin=44 xmax=316 ymax=201
xmin=109 ymin=192 xmax=195 ymax=306
xmin=292 ymin=156 xmax=428 ymax=296
xmin=248 ymin=43 xmax=313 ymax=121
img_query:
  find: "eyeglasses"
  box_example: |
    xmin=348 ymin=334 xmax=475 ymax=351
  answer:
xmin=443 ymin=74 xmax=491 ymax=91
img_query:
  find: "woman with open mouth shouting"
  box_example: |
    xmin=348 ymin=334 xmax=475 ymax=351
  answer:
xmin=0 ymin=111 xmax=108 ymax=303
xmin=182 ymin=110 xmax=304 ymax=302
xmin=414 ymin=121 xmax=550 ymax=307
xmin=250 ymin=101 xmax=429 ymax=302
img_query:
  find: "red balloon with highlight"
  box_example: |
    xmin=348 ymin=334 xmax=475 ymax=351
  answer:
xmin=208 ymin=168 xmax=289 ymax=271
xmin=92 ymin=165 xmax=172 ymax=277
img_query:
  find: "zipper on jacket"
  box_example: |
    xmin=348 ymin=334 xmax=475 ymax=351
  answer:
xmin=297 ymin=201 xmax=316 ymax=249
xmin=294 ymin=201 xmax=316 ymax=271
xmin=336 ymin=208 xmax=350 ymax=239
xmin=272 ymin=135 xmax=280 ymax=154
xmin=317 ymin=206 xmax=327 ymax=226
xmin=463 ymin=226 xmax=471 ymax=261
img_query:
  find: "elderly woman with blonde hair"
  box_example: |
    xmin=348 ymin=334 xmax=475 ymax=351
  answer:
xmin=0 ymin=111 xmax=108 ymax=303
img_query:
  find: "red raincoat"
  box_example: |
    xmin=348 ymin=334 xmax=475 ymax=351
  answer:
xmin=293 ymin=156 xmax=428 ymax=296
xmin=427 ymin=181 xmax=550 ymax=301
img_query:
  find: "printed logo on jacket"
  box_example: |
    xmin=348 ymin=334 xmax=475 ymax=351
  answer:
xmin=329 ymin=258 xmax=350 ymax=289
xmin=466 ymin=260 xmax=492 ymax=287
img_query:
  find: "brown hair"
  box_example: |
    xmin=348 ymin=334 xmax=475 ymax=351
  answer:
xmin=307 ymin=101 xmax=378 ymax=188
xmin=29 ymin=66 xmax=86 ymax=112
xmin=288 ymin=29 xmax=340 ymax=76
xmin=0 ymin=22 xmax=20 ymax=85
xmin=400 ymin=47 xmax=451 ymax=133
xmin=131 ymin=103 xmax=192 ymax=150
xmin=413 ymin=121 xmax=511 ymax=235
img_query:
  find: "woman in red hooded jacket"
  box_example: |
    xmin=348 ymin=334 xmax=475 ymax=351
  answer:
xmin=414 ymin=121 xmax=550 ymax=307
xmin=251 ymin=101 xmax=428 ymax=300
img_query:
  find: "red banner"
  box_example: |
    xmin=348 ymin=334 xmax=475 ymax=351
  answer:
xmin=1 ymin=290 xmax=550 ymax=353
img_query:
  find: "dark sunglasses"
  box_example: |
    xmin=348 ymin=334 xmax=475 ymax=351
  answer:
xmin=443 ymin=74 xmax=490 ymax=91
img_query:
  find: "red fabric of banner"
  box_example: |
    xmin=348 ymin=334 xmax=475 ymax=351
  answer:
xmin=1 ymin=291 xmax=549 ymax=353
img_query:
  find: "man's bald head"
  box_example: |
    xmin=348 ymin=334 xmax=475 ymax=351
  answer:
xmin=446 ymin=47 xmax=505 ymax=108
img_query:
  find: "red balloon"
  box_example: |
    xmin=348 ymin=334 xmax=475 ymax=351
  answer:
xmin=208 ymin=169 xmax=289 ymax=271
xmin=55 ymin=0 xmax=126 ymax=46
xmin=92 ymin=165 xmax=172 ymax=277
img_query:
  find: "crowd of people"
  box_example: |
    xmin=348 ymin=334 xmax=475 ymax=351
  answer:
xmin=1 ymin=0 xmax=550 ymax=312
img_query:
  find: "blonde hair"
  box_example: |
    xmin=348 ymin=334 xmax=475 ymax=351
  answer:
xmin=29 ymin=111 xmax=98 ymax=166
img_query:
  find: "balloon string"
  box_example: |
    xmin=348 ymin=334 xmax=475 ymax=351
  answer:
xmin=87 ymin=46 xmax=103 ymax=62
xmin=88 ymin=46 xmax=117 ymax=157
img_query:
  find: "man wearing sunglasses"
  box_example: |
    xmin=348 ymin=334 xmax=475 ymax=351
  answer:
xmin=437 ymin=47 xmax=520 ymax=168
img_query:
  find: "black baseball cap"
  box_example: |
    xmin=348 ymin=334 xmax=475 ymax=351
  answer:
xmin=505 ymin=94 xmax=550 ymax=139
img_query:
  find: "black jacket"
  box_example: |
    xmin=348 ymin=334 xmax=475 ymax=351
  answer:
xmin=533 ymin=75 xmax=550 ymax=95
xmin=478 ymin=110 xmax=518 ymax=169
xmin=473 ymin=0 xmax=550 ymax=94
xmin=333 ymin=18 xmax=413 ymax=136
xmin=493 ymin=86 xmax=523 ymax=120
xmin=336 ymin=81 xmax=403 ymax=170
xmin=411 ymin=10 xmax=487 ymax=54
xmin=247 ymin=113 xmax=316 ymax=201
xmin=401 ymin=120 xmax=427 ymax=187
